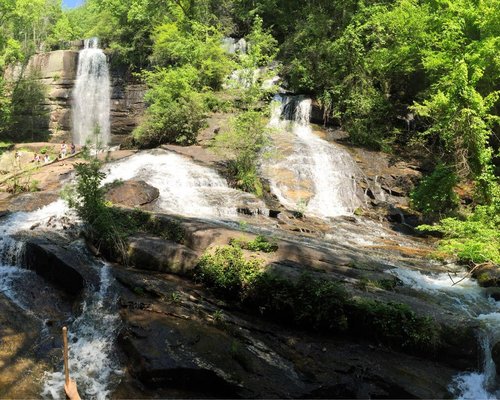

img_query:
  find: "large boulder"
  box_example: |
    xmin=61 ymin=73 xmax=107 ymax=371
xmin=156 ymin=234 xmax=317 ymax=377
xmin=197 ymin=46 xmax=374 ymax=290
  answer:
xmin=105 ymin=180 xmax=159 ymax=208
xmin=127 ymin=234 xmax=200 ymax=274
xmin=24 ymin=238 xmax=100 ymax=296
xmin=112 ymin=267 xmax=463 ymax=399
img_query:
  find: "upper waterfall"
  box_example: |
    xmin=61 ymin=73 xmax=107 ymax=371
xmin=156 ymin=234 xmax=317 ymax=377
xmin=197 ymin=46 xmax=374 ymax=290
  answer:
xmin=263 ymin=94 xmax=363 ymax=218
xmin=72 ymin=38 xmax=111 ymax=146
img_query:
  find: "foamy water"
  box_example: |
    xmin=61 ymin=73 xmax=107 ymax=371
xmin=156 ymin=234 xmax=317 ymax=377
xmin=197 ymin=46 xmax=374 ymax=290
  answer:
xmin=103 ymin=150 xmax=266 ymax=219
xmin=42 ymin=263 xmax=122 ymax=399
xmin=263 ymin=95 xmax=362 ymax=218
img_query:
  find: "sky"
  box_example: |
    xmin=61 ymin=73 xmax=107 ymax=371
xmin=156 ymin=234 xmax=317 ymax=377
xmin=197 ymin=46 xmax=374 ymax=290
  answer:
xmin=62 ymin=0 xmax=84 ymax=8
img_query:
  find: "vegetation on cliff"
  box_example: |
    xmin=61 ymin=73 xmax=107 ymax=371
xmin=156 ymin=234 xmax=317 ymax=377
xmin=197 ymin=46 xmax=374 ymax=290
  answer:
xmin=0 ymin=0 xmax=499 ymax=262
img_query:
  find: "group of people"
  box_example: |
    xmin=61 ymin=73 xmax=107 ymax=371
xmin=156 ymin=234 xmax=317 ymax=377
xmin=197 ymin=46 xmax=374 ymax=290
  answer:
xmin=27 ymin=141 xmax=76 ymax=165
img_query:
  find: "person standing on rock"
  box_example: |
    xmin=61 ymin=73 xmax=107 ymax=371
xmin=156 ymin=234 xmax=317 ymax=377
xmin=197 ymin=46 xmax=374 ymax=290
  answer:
xmin=70 ymin=142 xmax=76 ymax=155
xmin=60 ymin=141 xmax=67 ymax=158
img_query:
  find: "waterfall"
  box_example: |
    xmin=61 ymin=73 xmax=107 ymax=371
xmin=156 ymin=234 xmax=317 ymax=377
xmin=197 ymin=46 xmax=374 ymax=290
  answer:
xmin=263 ymin=94 xmax=362 ymax=218
xmin=103 ymin=149 xmax=267 ymax=219
xmin=72 ymin=38 xmax=111 ymax=147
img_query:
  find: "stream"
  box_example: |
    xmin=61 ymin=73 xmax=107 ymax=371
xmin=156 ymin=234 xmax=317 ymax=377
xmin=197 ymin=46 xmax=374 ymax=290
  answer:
xmin=0 ymin=95 xmax=498 ymax=398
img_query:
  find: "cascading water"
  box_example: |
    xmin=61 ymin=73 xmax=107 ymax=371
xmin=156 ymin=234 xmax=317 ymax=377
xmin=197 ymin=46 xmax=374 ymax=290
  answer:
xmin=42 ymin=260 xmax=122 ymax=400
xmin=102 ymin=149 xmax=267 ymax=219
xmin=390 ymin=267 xmax=500 ymax=398
xmin=0 ymin=200 xmax=122 ymax=398
xmin=72 ymin=38 xmax=111 ymax=147
xmin=262 ymin=94 xmax=362 ymax=218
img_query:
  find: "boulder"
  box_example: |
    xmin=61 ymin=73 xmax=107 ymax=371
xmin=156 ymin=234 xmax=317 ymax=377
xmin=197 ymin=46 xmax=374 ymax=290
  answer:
xmin=474 ymin=264 xmax=500 ymax=288
xmin=24 ymin=238 xmax=100 ymax=296
xmin=127 ymin=234 xmax=200 ymax=274
xmin=7 ymin=192 xmax=60 ymax=212
xmin=105 ymin=180 xmax=160 ymax=208
xmin=112 ymin=267 xmax=462 ymax=399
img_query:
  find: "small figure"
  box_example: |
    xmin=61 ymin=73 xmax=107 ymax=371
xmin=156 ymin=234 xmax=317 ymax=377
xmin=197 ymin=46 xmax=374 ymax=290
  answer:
xmin=32 ymin=153 xmax=40 ymax=164
xmin=44 ymin=154 xmax=50 ymax=163
xmin=70 ymin=142 xmax=76 ymax=155
xmin=60 ymin=141 xmax=67 ymax=158
xmin=14 ymin=150 xmax=20 ymax=166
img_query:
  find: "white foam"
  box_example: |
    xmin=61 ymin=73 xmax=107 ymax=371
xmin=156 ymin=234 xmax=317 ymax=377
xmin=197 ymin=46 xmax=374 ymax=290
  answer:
xmin=103 ymin=150 xmax=265 ymax=219
xmin=42 ymin=263 xmax=121 ymax=399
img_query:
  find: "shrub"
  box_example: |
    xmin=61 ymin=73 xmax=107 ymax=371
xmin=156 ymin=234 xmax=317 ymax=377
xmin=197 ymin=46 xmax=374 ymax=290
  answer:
xmin=230 ymin=235 xmax=278 ymax=253
xmin=212 ymin=110 xmax=270 ymax=195
xmin=348 ymin=299 xmax=440 ymax=351
xmin=411 ymin=164 xmax=459 ymax=216
xmin=196 ymin=246 xmax=263 ymax=300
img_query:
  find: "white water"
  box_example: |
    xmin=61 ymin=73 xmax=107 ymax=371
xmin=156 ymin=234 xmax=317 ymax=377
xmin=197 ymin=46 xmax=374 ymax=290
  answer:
xmin=264 ymin=94 xmax=362 ymax=218
xmin=222 ymin=37 xmax=247 ymax=54
xmin=72 ymin=38 xmax=111 ymax=146
xmin=103 ymin=150 xmax=267 ymax=219
xmin=0 ymin=200 xmax=122 ymax=398
xmin=389 ymin=267 xmax=500 ymax=398
xmin=42 ymin=261 xmax=122 ymax=400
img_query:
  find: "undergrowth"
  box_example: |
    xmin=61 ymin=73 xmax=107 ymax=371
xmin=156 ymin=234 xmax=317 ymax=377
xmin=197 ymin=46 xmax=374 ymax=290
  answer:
xmin=196 ymin=244 xmax=440 ymax=352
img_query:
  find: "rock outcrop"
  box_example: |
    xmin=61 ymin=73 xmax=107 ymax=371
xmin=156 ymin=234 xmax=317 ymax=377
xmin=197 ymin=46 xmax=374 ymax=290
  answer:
xmin=105 ymin=179 xmax=159 ymax=207
xmin=4 ymin=50 xmax=146 ymax=143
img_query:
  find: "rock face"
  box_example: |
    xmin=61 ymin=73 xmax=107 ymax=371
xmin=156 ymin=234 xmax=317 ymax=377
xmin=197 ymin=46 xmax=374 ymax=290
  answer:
xmin=110 ymin=79 xmax=147 ymax=142
xmin=112 ymin=267 xmax=463 ymax=399
xmin=4 ymin=50 xmax=146 ymax=143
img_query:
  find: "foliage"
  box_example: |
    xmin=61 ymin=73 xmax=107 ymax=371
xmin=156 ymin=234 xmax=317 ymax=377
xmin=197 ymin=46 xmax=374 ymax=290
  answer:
xmin=196 ymin=245 xmax=263 ymax=300
xmin=411 ymin=164 xmax=459 ymax=216
xmin=133 ymin=66 xmax=208 ymax=147
xmin=196 ymin=243 xmax=440 ymax=350
xmin=9 ymin=72 xmax=49 ymax=141
xmin=348 ymin=299 xmax=440 ymax=350
xmin=419 ymin=202 xmax=500 ymax=265
xmin=229 ymin=234 xmax=278 ymax=253
xmin=134 ymin=20 xmax=235 ymax=147
xmin=212 ymin=110 xmax=269 ymax=195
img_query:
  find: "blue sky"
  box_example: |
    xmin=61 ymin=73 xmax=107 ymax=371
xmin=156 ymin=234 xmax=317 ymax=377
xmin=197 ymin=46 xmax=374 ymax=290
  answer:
xmin=62 ymin=0 xmax=84 ymax=8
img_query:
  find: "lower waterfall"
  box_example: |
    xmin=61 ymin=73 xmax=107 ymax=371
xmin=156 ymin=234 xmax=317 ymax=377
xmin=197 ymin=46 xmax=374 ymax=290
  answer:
xmin=262 ymin=94 xmax=363 ymax=218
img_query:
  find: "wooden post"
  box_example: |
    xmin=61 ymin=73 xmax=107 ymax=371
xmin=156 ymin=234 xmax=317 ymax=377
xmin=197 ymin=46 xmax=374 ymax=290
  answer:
xmin=62 ymin=326 xmax=69 ymax=385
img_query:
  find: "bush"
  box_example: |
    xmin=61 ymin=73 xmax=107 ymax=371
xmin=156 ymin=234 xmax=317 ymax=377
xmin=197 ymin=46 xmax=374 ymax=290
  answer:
xmin=212 ymin=110 xmax=270 ymax=195
xmin=411 ymin=164 xmax=459 ymax=216
xmin=348 ymin=299 xmax=440 ymax=350
xmin=133 ymin=66 xmax=208 ymax=147
xmin=230 ymin=235 xmax=278 ymax=253
xmin=196 ymin=246 xmax=263 ymax=300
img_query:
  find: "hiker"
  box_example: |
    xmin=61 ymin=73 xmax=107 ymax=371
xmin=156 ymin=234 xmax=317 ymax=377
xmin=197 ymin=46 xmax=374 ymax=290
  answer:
xmin=32 ymin=153 xmax=40 ymax=164
xmin=14 ymin=151 xmax=20 ymax=166
xmin=70 ymin=142 xmax=76 ymax=155
xmin=44 ymin=154 xmax=50 ymax=163
xmin=64 ymin=378 xmax=81 ymax=400
xmin=60 ymin=141 xmax=67 ymax=158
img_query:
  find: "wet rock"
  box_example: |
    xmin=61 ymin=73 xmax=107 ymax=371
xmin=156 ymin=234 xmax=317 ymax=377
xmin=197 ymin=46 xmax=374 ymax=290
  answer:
xmin=24 ymin=238 xmax=99 ymax=296
xmin=105 ymin=179 xmax=160 ymax=207
xmin=6 ymin=191 xmax=60 ymax=212
xmin=492 ymin=342 xmax=500 ymax=370
xmin=113 ymin=267 xmax=461 ymax=399
xmin=127 ymin=234 xmax=200 ymax=274
xmin=474 ymin=264 xmax=500 ymax=288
